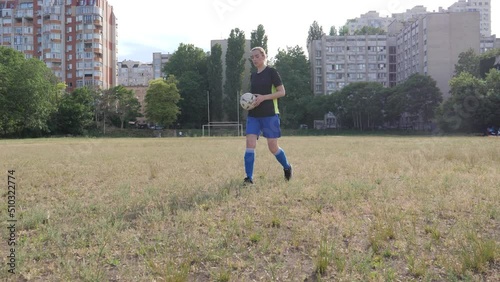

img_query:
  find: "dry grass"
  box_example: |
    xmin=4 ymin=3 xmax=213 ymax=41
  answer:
xmin=0 ymin=136 xmax=499 ymax=281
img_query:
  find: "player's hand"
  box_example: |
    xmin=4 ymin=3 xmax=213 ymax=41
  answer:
xmin=253 ymin=94 xmax=264 ymax=107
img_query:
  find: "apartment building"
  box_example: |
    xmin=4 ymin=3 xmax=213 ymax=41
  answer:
xmin=0 ymin=0 xmax=117 ymax=92
xmin=480 ymin=35 xmax=498 ymax=53
xmin=346 ymin=11 xmax=393 ymax=34
xmin=393 ymin=12 xmax=480 ymax=98
xmin=447 ymin=0 xmax=491 ymax=37
xmin=392 ymin=5 xmax=428 ymax=22
xmin=117 ymin=60 xmax=153 ymax=87
xmin=309 ymin=34 xmax=389 ymax=95
xmin=152 ymin=51 xmax=172 ymax=79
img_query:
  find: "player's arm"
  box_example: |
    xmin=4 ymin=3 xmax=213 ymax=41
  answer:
xmin=254 ymin=84 xmax=285 ymax=106
xmin=254 ymin=85 xmax=285 ymax=105
xmin=260 ymin=85 xmax=285 ymax=100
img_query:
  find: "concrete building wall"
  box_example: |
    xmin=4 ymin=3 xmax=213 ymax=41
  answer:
xmin=152 ymin=52 xmax=172 ymax=79
xmin=425 ymin=12 xmax=480 ymax=98
xmin=447 ymin=0 xmax=491 ymax=37
xmin=117 ymin=60 xmax=153 ymax=86
xmin=310 ymin=34 xmax=389 ymax=95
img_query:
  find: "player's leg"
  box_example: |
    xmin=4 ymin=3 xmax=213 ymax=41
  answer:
xmin=262 ymin=115 xmax=292 ymax=180
xmin=244 ymin=117 xmax=260 ymax=184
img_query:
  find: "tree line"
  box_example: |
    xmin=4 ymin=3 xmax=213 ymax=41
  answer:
xmin=1 ymin=22 xmax=499 ymax=138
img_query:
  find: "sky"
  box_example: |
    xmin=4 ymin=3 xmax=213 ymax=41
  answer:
xmin=109 ymin=0 xmax=499 ymax=63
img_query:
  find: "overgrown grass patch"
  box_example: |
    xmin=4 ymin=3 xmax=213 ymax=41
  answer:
xmin=0 ymin=136 xmax=498 ymax=281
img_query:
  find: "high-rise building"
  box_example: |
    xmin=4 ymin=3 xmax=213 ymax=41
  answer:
xmin=447 ymin=0 xmax=491 ymax=37
xmin=152 ymin=52 xmax=172 ymax=79
xmin=117 ymin=60 xmax=153 ymax=87
xmin=0 ymin=0 xmax=117 ymax=92
xmin=393 ymin=11 xmax=480 ymax=98
xmin=345 ymin=11 xmax=393 ymax=34
xmin=308 ymin=34 xmax=389 ymax=95
xmin=310 ymin=8 xmax=482 ymax=98
xmin=392 ymin=5 xmax=428 ymax=22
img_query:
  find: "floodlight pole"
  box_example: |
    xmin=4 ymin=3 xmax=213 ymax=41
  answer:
xmin=207 ymin=90 xmax=210 ymax=136
xmin=237 ymin=90 xmax=240 ymax=136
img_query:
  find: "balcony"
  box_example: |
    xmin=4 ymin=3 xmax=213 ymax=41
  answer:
xmin=14 ymin=10 xmax=34 ymax=19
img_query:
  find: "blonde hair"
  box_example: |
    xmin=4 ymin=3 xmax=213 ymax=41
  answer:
xmin=251 ymin=47 xmax=266 ymax=58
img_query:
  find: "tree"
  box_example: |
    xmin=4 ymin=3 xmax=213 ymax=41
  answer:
xmin=307 ymin=21 xmax=324 ymax=46
xmin=353 ymin=26 xmax=386 ymax=35
xmin=224 ymin=28 xmax=246 ymax=121
xmin=53 ymin=87 xmax=95 ymax=135
xmin=338 ymin=25 xmax=349 ymax=36
xmin=164 ymin=43 xmax=208 ymax=127
xmin=112 ymin=85 xmax=141 ymax=129
xmin=454 ymin=48 xmax=480 ymax=78
xmin=483 ymin=69 xmax=500 ymax=127
xmin=436 ymin=72 xmax=486 ymax=132
xmin=274 ymin=46 xmax=312 ymax=128
xmin=334 ymin=82 xmax=386 ymax=130
xmin=397 ymin=74 xmax=442 ymax=127
xmin=329 ymin=26 xmax=338 ymax=36
xmin=208 ymin=43 xmax=224 ymax=121
xmin=479 ymin=48 xmax=500 ymax=78
xmin=145 ymin=78 xmax=181 ymax=128
xmin=0 ymin=47 xmax=59 ymax=137
xmin=250 ymin=24 xmax=268 ymax=73
xmin=251 ymin=24 xmax=268 ymax=53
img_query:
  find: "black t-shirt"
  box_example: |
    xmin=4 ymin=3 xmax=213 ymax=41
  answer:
xmin=249 ymin=66 xmax=283 ymax=117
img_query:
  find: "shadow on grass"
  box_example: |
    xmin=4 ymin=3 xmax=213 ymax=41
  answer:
xmin=167 ymin=180 xmax=247 ymax=215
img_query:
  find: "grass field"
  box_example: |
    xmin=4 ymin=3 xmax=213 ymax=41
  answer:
xmin=0 ymin=136 xmax=499 ymax=281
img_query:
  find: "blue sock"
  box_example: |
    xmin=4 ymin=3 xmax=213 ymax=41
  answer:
xmin=274 ymin=147 xmax=291 ymax=169
xmin=244 ymin=148 xmax=255 ymax=179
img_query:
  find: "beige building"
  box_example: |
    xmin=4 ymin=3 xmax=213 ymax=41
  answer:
xmin=0 ymin=0 xmax=117 ymax=92
xmin=394 ymin=12 xmax=480 ymax=98
xmin=310 ymin=10 xmax=481 ymax=98
xmin=309 ymin=34 xmax=389 ymax=95
xmin=446 ymin=0 xmax=491 ymax=37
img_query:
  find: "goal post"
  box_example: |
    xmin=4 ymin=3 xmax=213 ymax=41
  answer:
xmin=202 ymin=122 xmax=243 ymax=137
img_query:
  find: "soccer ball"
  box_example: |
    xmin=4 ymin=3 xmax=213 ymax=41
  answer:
xmin=240 ymin=92 xmax=256 ymax=110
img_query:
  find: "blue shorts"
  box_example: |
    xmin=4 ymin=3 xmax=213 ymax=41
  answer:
xmin=246 ymin=115 xmax=281 ymax=138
